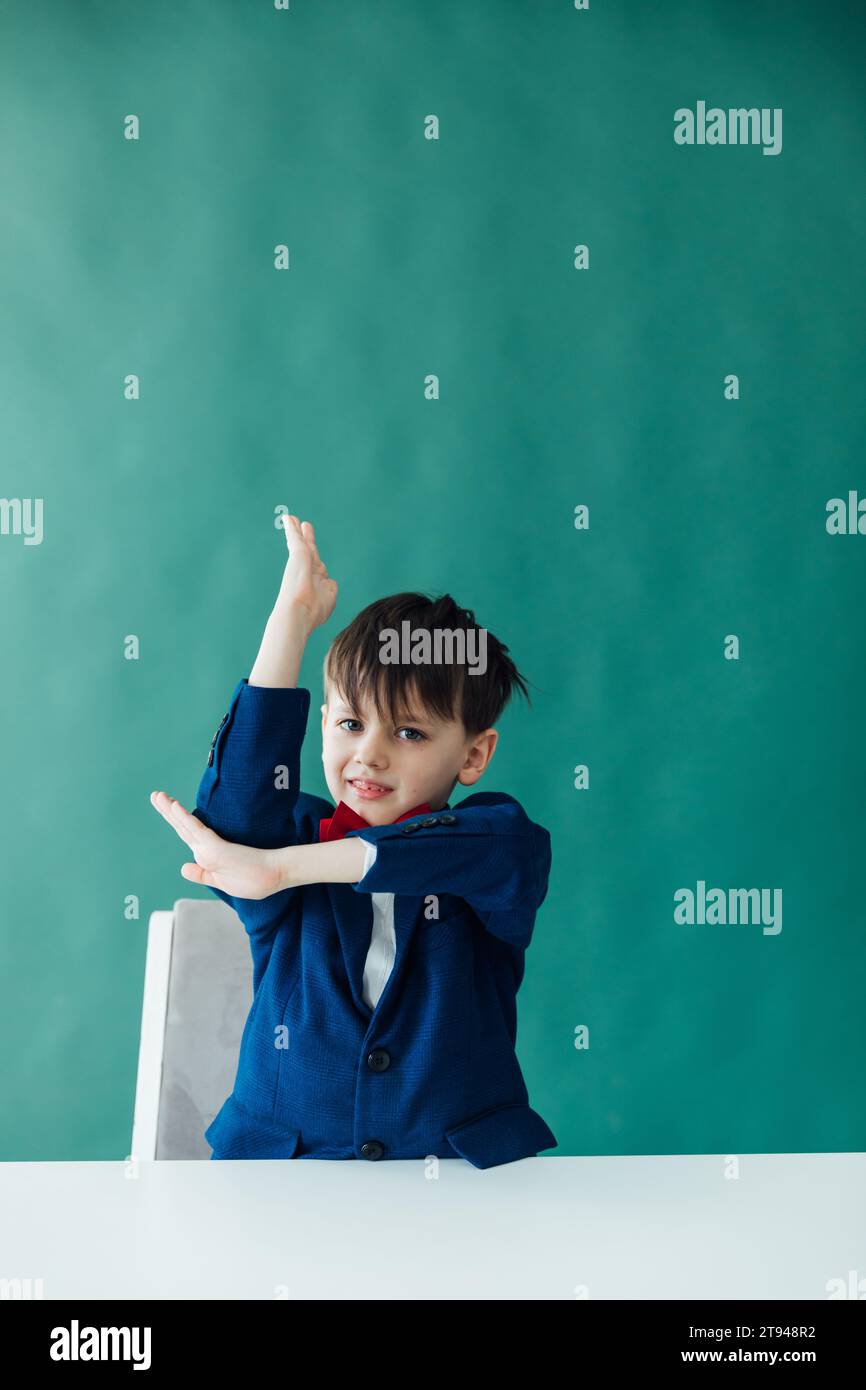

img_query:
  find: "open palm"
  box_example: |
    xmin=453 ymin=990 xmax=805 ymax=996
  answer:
xmin=150 ymin=791 xmax=284 ymax=900
xmin=278 ymin=515 xmax=338 ymax=629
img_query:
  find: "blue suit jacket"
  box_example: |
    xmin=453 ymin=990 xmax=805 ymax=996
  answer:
xmin=194 ymin=678 xmax=558 ymax=1168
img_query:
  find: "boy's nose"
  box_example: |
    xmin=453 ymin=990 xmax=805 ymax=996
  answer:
xmin=353 ymin=739 xmax=388 ymax=771
xmin=354 ymin=752 xmax=387 ymax=773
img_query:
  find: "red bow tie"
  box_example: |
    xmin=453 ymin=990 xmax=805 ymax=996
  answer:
xmin=319 ymin=799 xmax=432 ymax=842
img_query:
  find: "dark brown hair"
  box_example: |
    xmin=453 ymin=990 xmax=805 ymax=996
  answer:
xmin=323 ymin=592 xmax=531 ymax=736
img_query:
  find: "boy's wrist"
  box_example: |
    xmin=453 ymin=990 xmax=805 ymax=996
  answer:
xmin=273 ymin=845 xmax=296 ymax=893
xmin=274 ymin=838 xmax=369 ymax=892
xmin=271 ymin=599 xmax=315 ymax=637
xmin=249 ymin=601 xmax=315 ymax=687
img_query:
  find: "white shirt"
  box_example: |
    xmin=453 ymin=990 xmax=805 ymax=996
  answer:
xmin=357 ymin=841 xmax=394 ymax=1010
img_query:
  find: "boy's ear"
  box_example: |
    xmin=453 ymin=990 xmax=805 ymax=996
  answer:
xmin=457 ymin=728 xmax=498 ymax=786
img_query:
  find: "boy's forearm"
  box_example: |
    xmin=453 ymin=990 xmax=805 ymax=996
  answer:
xmin=248 ymin=602 xmax=313 ymax=688
xmin=276 ymin=837 xmax=368 ymax=889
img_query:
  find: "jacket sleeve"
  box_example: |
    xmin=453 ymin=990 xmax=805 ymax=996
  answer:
xmin=192 ymin=678 xmax=311 ymax=941
xmin=345 ymin=793 xmax=552 ymax=950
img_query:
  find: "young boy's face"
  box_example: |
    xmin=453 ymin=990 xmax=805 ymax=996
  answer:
xmin=320 ymin=678 xmax=498 ymax=822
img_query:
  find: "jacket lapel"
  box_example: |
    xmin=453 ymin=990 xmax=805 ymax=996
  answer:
xmin=329 ymin=887 xmax=418 ymax=1019
xmin=327 ymin=800 xmax=452 ymax=1017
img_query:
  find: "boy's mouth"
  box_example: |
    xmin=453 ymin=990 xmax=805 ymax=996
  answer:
xmin=346 ymin=777 xmax=393 ymax=800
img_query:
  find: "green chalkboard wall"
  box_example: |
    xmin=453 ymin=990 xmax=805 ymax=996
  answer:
xmin=1 ymin=0 xmax=864 ymax=1160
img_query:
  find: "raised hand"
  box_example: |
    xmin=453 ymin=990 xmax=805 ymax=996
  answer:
xmin=149 ymin=791 xmax=286 ymax=900
xmin=276 ymin=515 xmax=338 ymax=630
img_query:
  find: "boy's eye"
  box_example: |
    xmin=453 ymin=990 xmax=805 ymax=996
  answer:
xmin=337 ymin=718 xmax=425 ymax=742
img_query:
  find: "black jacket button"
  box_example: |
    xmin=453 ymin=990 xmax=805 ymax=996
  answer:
xmin=207 ymin=712 xmax=229 ymax=765
xmin=420 ymin=817 xmax=439 ymax=827
xmin=402 ymin=822 xmax=421 ymax=833
xmin=366 ymin=1048 xmax=391 ymax=1071
xmin=439 ymin=814 xmax=457 ymax=825
xmin=210 ymin=712 xmax=229 ymax=748
xmin=360 ymin=1140 xmax=384 ymax=1160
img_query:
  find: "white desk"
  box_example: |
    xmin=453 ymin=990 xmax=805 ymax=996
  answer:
xmin=2 ymin=1153 xmax=863 ymax=1300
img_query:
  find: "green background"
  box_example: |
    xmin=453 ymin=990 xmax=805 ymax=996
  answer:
xmin=1 ymin=0 xmax=863 ymax=1160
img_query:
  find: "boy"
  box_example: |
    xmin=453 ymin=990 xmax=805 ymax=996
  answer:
xmin=150 ymin=515 xmax=557 ymax=1168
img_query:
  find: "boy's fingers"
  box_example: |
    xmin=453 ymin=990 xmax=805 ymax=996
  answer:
xmin=150 ymin=790 xmax=181 ymax=823
xmin=150 ymin=790 xmax=176 ymax=825
xmin=302 ymin=521 xmax=321 ymax=563
xmin=150 ymin=791 xmax=206 ymax=846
